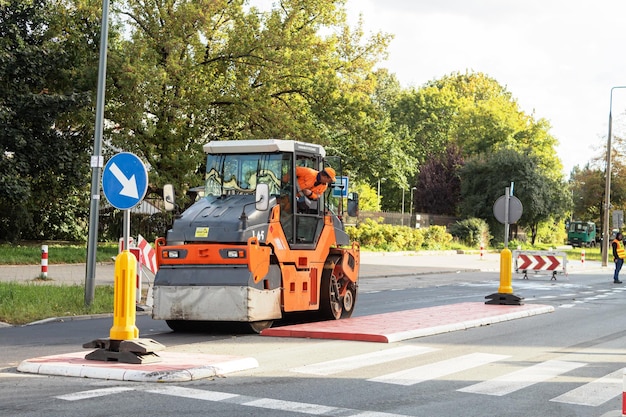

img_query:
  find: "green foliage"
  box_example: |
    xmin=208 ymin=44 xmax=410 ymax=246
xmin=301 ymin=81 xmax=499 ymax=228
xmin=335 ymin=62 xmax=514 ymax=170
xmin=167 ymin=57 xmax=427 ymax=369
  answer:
xmin=460 ymin=148 xmax=569 ymax=244
xmin=419 ymin=225 xmax=453 ymax=250
xmin=346 ymin=218 xmax=454 ymax=251
xmin=0 ymin=0 xmax=98 ymax=242
xmin=350 ymin=181 xmax=380 ymax=211
xmin=106 ymin=0 xmax=404 ymax=200
xmin=449 ymin=218 xmax=492 ymax=248
xmin=536 ymin=218 xmax=568 ymax=245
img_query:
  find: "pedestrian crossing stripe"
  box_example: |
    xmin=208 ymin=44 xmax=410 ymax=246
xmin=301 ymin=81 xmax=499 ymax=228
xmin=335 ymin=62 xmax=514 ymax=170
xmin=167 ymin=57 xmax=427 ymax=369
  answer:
xmin=550 ymin=368 xmax=624 ymax=406
xmin=367 ymin=352 xmax=509 ymax=386
xmin=142 ymin=386 xmax=412 ymax=417
xmin=458 ymin=360 xmax=586 ymax=396
xmin=290 ymin=345 xmax=437 ymax=376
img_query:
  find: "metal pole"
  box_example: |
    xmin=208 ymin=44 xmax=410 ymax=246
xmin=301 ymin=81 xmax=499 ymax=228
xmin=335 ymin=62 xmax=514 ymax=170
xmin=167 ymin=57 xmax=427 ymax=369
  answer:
xmin=123 ymin=210 xmax=131 ymax=250
xmin=602 ymin=86 xmax=626 ymax=267
xmin=85 ymin=0 xmax=110 ymax=306
xmin=504 ymin=187 xmax=510 ymax=248
xmin=401 ymin=188 xmax=405 ymax=226
xmin=410 ymin=187 xmax=415 ymax=228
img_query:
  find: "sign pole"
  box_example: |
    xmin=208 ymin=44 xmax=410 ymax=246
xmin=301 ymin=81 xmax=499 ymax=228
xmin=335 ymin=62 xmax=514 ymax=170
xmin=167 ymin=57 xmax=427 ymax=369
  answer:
xmin=123 ymin=210 xmax=131 ymax=252
xmin=84 ymin=152 xmax=165 ymax=364
xmin=85 ymin=0 xmax=111 ymax=307
xmin=504 ymin=187 xmax=510 ymax=247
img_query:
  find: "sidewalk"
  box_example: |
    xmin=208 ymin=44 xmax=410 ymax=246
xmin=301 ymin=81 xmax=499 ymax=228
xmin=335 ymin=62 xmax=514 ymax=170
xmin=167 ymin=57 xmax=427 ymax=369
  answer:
xmin=0 ymin=250 xmax=604 ymax=285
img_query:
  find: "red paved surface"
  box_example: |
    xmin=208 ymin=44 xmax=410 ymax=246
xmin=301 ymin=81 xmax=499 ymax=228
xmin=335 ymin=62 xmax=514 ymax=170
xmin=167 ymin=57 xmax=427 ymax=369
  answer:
xmin=260 ymin=302 xmax=554 ymax=343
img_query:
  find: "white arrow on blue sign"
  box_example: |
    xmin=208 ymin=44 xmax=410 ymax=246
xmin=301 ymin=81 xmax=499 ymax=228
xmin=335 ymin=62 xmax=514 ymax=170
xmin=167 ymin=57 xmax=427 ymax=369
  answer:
xmin=102 ymin=152 xmax=148 ymax=210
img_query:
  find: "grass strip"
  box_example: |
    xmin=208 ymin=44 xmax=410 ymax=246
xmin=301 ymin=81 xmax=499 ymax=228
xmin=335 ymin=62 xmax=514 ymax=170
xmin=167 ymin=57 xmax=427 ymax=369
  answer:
xmin=0 ymin=283 xmax=114 ymax=325
xmin=0 ymin=243 xmax=119 ymax=265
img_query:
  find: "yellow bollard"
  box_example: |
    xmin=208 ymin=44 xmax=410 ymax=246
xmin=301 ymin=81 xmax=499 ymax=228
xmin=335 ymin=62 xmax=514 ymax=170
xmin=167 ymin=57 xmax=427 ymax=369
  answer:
xmin=109 ymin=250 xmax=139 ymax=340
xmin=497 ymin=248 xmax=513 ymax=294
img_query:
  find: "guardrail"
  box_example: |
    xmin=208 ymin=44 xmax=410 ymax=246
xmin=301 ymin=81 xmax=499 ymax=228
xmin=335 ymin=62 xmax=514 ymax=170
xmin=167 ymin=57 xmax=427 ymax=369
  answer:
xmin=512 ymin=250 xmax=567 ymax=280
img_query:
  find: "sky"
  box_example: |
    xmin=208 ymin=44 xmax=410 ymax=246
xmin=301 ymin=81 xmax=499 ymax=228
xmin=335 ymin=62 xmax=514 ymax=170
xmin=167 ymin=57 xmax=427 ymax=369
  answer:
xmin=344 ymin=0 xmax=626 ymax=176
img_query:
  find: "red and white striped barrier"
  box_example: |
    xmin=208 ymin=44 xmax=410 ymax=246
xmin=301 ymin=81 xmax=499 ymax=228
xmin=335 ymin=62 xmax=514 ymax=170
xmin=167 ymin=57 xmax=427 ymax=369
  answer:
xmin=480 ymin=245 xmax=484 ymax=260
xmin=41 ymin=245 xmax=48 ymax=278
xmin=512 ymin=250 xmax=567 ymax=280
xmin=117 ymin=235 xmax=157 ymax=306
xmin=622 ymin=368 xmax=626 ymax=416
xmin=581 ymin=250 xmax=585 ymax=266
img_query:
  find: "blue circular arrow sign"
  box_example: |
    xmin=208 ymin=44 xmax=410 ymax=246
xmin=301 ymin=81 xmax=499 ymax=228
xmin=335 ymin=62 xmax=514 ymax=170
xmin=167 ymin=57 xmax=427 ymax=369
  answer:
xmin=102 ymin=152 xmax=148 ymax=210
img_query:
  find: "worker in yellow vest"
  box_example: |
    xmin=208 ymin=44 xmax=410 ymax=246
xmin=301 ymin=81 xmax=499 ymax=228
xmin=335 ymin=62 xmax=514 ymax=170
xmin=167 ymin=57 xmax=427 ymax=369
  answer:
xmin=612 ymin=232 xmax=625 ymax=284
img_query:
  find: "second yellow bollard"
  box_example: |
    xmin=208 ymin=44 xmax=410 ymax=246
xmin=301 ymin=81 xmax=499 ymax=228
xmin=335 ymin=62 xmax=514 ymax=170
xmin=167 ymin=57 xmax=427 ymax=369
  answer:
xmin=109 ymin=250 xmax=139 ymax=340
xmin=485 ymin=247 xmax=523 ymax=305
xmin=497 ymin=248 xmax=513 ymax=294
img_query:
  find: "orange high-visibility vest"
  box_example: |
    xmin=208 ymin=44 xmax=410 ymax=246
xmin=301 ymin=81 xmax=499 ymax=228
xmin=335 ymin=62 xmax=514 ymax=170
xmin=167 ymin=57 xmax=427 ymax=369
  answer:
xmin=614 ymin=239 xmax=626 ymax=259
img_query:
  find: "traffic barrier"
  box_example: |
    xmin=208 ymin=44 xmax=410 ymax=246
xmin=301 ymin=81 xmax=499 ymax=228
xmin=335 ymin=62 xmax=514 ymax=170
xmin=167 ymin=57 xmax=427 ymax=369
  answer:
xmin=116 ymin=236 xmax=155 ymax=307
xmin=581 ymin=250 xmax=585 ymax=266
xmin=512 ymin=250 xmax=567 ymax=280
xmin=480 ymin=245 xmax=484 ymax=260
xmin=41 ymin=245 xmax=48 ymax=279
xmin=622 ymin=368 xmax=626 ymax=416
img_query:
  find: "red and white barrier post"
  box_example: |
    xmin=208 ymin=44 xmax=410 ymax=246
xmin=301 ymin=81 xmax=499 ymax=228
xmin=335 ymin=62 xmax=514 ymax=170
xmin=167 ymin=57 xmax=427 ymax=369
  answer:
xmin=581 ymin=250 xmax=585 ymax=266
xmin=622 ymin=368 xmax=626 ymax=416
xmin=480 ymin=244 xmax=484 ymax=260
xmin=41 ymin=245 xmax=48 ymax=279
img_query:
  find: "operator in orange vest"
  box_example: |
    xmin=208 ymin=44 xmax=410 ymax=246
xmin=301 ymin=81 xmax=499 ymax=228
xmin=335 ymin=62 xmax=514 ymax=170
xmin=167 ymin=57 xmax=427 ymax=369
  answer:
xmin=612 ymin=232 xmax=625 ymax=284
xmin=295 ymin=166 xmax=336 ymax=200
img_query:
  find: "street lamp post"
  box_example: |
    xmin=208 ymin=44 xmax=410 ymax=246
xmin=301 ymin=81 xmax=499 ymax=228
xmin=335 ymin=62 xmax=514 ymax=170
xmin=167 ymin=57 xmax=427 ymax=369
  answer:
xmin=603 ymin=86 xmax=626 ymax=267
xmin=410 ymin=186 xmax=416 ymax=228
xmin=377 ymin=178 xmax=386 ymax=210
xmin=401 ymin=188 xmax=405 ymax=226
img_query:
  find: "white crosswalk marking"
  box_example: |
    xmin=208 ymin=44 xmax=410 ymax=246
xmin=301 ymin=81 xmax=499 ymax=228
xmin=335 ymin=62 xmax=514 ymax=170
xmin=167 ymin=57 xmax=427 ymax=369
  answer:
xmin=368 ymin=352 xmax=509 ymax=386
xmin=550 ymin=368 xmax=624 ymax=406
xmin=458 ymin=360 xmax=586 ymax=396
xmin=56 ymin=387 xmax=135 ymax=401
xmin=51 ymin=345 xmax=625 ymax=410
xmin=144 ymin=386 xmax=411 ymax=417
xmin=291 ymin=345 xmax=438 ymax=376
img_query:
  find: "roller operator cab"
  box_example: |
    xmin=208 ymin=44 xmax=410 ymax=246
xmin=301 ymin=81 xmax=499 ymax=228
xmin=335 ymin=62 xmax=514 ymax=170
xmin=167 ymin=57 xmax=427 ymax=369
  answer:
xmin=152 ymin=139 xmax=360 ymax=333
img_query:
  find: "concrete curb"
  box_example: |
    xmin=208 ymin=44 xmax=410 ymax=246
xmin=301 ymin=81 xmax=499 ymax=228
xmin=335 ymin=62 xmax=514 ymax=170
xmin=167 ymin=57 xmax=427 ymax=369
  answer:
xmin=17 ymin=351 xmax=259 ymax=382
xmin=261 ymin=302 xmax=555 ymax=343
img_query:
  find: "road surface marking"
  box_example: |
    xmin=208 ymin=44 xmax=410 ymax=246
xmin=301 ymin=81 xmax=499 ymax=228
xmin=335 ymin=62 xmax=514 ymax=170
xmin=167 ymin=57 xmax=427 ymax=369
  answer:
xmin=550 ymin=368 xmax=623 ymax=406
xmin=368 ymin=352 xmax=509 ymax=386
xmin=145 ymin=386 xmax=412 ymax=417
xmin=458 ymin=360 xmax=586 ymax=396
xmin=291 ymin=345 xmax=437 ymax=376
xmin=56 ymin=387 xmax=134 ymax=401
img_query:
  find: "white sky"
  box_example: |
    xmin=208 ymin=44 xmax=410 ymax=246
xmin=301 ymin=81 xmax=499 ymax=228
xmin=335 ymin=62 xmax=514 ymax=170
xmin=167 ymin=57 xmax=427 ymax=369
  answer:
xmin=345 ymin=0 xmax=626 ymax=176
xmin=250 ymin=1 xmax=626 ymax=177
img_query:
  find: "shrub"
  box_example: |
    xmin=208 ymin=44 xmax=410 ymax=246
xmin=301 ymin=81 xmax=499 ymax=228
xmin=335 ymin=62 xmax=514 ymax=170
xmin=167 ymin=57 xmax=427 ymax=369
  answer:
xmin=419 ymin=225 xmax=453 ymax=250
xmin=347 ymin=219 xmax=452 ymax=251
xmin=449 ymin=218 xmax=492 ymax=248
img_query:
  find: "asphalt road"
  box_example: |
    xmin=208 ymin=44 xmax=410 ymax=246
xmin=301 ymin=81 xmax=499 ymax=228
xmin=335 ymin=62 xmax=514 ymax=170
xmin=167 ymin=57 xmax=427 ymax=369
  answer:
xmin=0 ymin=253 xmax=623 ymax=417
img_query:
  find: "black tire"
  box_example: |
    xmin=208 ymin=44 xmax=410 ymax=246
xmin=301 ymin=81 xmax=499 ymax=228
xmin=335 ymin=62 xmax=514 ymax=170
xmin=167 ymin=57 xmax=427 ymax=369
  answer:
xmin=319 ymin=266 xmax=342 ymax=320
xmin=165 ymin=319 xmax=194 ymax=332
xmin=340 ymin=283 xmax=357 ymax=319
xmin=249 ymin=320 xmax=273 ymax=333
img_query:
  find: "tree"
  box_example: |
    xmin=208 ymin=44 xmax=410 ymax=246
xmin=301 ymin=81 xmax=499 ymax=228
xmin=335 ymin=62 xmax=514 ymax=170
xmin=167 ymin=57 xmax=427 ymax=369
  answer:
xmin=460 ymin=149 xmax=569 ymax=245
xmin=0 ymin=0 xmax=98 ymax=241
xmin=105 ymin=0 xmax=404 ymax=204
xmin=414 ymin=144 xmax=463 ymax=215
xmin=389 ymin=71 xmax=565 ymax=220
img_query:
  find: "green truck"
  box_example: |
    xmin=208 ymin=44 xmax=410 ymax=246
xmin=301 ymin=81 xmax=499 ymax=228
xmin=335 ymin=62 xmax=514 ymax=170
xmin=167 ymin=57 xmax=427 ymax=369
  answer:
xmin=567 ymin=221 xmax=597 ymax=247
